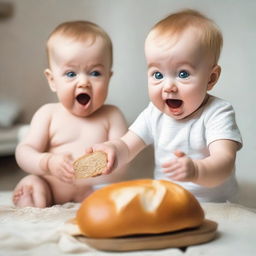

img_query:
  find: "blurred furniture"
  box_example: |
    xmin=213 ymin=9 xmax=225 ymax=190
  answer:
xmin=0 ymin=99 xmax=28 ymax=156
xmin=0 ymin=2 xmax=13 ymax=19
xmin=0 ymin=124 xmax=28 ymax=156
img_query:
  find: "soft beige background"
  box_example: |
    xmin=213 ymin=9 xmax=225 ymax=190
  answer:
xmin=0 ymin=0 xmax=255 ymax=206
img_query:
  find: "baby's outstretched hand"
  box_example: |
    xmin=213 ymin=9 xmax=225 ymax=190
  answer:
xmin=162 ymin=150 xmax=198 ymax=182
xmin=47 ymin=153 xmax=75 ymax=183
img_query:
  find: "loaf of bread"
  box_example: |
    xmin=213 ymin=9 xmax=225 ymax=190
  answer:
xmin=73 ymin=151 xmax=107 ymax=178
xmin=76 ymin=179 xmax=204 ymax=238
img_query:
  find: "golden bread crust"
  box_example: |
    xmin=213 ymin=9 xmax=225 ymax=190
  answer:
xmin=76 ymin=179 xmax=204 ymax=238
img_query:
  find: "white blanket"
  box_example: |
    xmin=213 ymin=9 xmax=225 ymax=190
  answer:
xmin=0 ymin=191 xmax=256 ymax=256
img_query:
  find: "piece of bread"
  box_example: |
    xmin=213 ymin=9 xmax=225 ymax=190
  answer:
xmin=75 ymin=179 xmax=205 ymax=238
xmin=73 ymin=151 xmax=107 ymax=178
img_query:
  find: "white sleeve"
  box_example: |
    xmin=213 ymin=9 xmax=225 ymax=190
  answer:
xmin=205 ymin=101 xmax=242 ymax=149
xmin=129 ymin=104 xmax=154 ymax=145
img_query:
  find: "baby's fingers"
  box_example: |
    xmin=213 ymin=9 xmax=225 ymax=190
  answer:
xmin=100 ymin=151 xmax=115 ymax=175
xmin=174 ymin=150 xmax=185 ymax=158
xmin=161 ymin=158 xmax=178 ymax=168
xmin=59 ymin=163 xmax=75 ymax=183
xmin=61 ymin=176 xmax=74 ymax=184
xmin=61 ymin=171 xmax=75 ymax=184
xmin=167 ymin=172 xmax=185 ymax=181
xmin=162 ymin=162 xmax=172 ymax=168
xmin=163 ymin=162 xmax=181 ymax=173
xmin=62 ymin=161 xmax=74 ymax=174
xmin=85 ymin=147 xmax=93 ymax=155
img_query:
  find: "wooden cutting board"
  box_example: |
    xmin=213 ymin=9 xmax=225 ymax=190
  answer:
xmin=75 ymin=219 xmax=217 ymax=252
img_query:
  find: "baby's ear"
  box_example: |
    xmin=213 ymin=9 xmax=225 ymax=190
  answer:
xmin=44 ymin=68 xmax=56 ymax=92
xmin=207 ymin=65 xmax=221 ymax=91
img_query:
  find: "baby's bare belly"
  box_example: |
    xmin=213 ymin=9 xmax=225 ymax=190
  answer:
xmin=43 ymin=175 xmax=94 ymax=204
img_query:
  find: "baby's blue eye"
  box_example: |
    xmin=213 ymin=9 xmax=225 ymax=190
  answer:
xmin=178 ymin=70 xmax=189 ymax=79
xmin=153 ymin=71 xmax=164 ymax=80
xmin=66 ymin=71 xmax=76 ymax=78
xmin=90 ymin=71 xmax=101 ymax=77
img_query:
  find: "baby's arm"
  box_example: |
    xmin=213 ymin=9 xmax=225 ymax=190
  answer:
xmin=88 ymin=106 xmax=128 ymax=184
xmin=15 ymin=104 xmax=74 ymax=183
xmin=193 ymin=139 xmax=238 ymax=187
xmin=87 ymin=130 xmax=146 ymax=174
xmin=162 ymin=139 xmax=239 ymax=187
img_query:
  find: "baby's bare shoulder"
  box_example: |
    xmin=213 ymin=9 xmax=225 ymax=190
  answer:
xmin=98 ymin=104 xmax=123 ymax=117
xmin=36 ymin=103 xmax=59 ymax=114
xmin=30 ymin=103 xmax=61 ymax=125
xmin=89 ymin=105 xmax=127 ymax=132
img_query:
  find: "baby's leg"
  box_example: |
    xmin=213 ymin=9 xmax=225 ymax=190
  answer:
xmin=12 ymin=175 xmax=52 ymax=208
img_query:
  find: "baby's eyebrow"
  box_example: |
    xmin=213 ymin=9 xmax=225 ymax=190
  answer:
xmin=174 ymin=61 xmax=196 ymax=69
xmin=84 ymin=63 xmax=105 ymax=70
xmin=147 ymin=62 xmax=160 ymax=69
xmin=90 ymin=64 xmax=104 ymax=68
xmin=62 ymin=63 xmax=77 ymax=69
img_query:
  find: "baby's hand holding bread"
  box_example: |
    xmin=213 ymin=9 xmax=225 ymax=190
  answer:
xmin=73 ymin=151 xmax=107 ymax=178
xmin=43 ymin=153 xmax=75 ymax=183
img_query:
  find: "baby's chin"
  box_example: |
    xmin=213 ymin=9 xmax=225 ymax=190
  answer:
xmin=68 ymin=105 xmax=92 ymax=118
xmin=164 ymin=99 xmax=206 ymax=120
xmin=165 ymin=111 xmax=186 ymax=120
xmin=164 ymin=100 xmax=184 ymax=119
xmin=70 ymin=109 xmax=91 ymax=118
xmin=166 ymin=106 xmax=204 ymax=120
xmin=72 ymin=104 xmax=105 ymax=118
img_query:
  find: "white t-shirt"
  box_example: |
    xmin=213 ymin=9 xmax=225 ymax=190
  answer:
xmin=129 ymin=95 xmax=243 ymax=202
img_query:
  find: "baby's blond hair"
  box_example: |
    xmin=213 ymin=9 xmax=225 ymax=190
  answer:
xmin=146 ymin=9 xmax=223 ymax=65
xmin=46 ymin=21 xmax=113 ymax=67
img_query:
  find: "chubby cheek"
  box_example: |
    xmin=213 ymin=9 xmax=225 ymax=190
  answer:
xmin=58 ymin=89 xmax=74 ymax=109
xmin=93 ymin=84 xmax=109 ymax=108
xmin=148 ymin=86 xmax=164 ymax=109
xmin=183 ymin=90 xmax=206 ymax=114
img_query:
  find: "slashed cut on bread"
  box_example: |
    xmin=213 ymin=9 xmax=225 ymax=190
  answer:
xmin=73 ymin=151 xmax=107 ymax=178
xmin=76 ymin=179 xmax=205 ymax=238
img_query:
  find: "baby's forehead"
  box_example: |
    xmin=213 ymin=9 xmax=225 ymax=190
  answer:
xmin=146 ymin=25 xmax=199 ymax=44
xmin=145 ymin=27 xmax=197 ymax=53
xmin=48 ymin=34 xmax=111 ymax=60
xmin=145 ymin=27 xmax=214 ymax=58
xmin=48 ymin=34 xmax=98 ymax=49
xmin=145 ymin=24 xmax=221 ymax=65
xmin=47 ymin=35 xmax=112 ymax=68
xmin=145 ymin=28 xmax=216 ymax=67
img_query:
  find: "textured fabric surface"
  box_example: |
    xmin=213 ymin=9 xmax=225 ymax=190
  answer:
xmin=0 ymin=191 xmax=255 ymax=256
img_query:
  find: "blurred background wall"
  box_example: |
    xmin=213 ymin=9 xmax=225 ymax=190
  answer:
xmin=0 ymin=0 xmax=255 ymax=205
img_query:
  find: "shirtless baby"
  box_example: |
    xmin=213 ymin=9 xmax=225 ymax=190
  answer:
xmin=12 ymin=21 xmax=127 ymax=207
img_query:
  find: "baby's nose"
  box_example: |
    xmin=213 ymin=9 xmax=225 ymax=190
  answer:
xmin=164 ymin=80 xmax=178 ymax=93
xmin=78 ymin=74 xmax=90 ymax=88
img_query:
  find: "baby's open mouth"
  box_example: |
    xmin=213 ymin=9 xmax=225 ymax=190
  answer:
xmin=166 ymin=99 xmax=183 ymax=108
xmin=76 ymin=93 xmax=91 ymax=106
